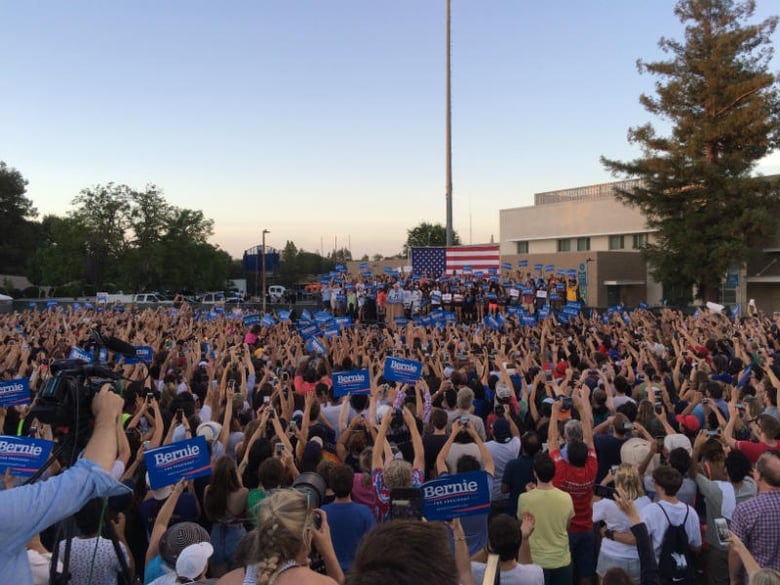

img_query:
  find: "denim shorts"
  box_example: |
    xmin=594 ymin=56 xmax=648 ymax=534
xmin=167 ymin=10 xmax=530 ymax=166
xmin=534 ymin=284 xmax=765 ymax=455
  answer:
xmin=210 ymin=523 xmax=246 ymax=565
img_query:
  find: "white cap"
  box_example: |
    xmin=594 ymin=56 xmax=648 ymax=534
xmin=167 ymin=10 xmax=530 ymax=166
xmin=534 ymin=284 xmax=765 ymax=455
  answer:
xmin=176 ymin=542 xmax=213 ymax=580
xmin=196 ymin=421 xmax=222 ymax=444
xmin=145 ymin=472 xmax=172 ymax=501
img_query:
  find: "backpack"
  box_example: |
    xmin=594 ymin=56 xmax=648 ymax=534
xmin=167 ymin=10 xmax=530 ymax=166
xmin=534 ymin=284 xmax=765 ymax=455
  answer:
xmin=656 ymin=503 xmax=694 ymax=585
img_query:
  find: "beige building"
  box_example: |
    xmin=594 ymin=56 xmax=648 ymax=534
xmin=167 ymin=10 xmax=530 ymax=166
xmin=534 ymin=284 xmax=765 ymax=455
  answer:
xmin=499 ymin=178 xmax=780 ymax=310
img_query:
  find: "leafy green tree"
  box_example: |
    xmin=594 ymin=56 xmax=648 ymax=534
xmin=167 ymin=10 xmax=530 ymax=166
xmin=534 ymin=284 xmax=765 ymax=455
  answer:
xmin=0 ymin=162 xmax=39 ymax=274
xmin=602 ymin=0 xmax=780 ymax=302
xmin=404 ymin=222 xmax=460 ymax=255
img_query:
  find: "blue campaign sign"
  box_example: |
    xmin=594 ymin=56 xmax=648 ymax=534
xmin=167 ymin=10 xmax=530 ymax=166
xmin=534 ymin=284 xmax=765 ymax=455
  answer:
xmin=301 ymin=309 xmax=313 ymax=322
xmin=638 ymin=302 xmax=649 ymax=310
xmin=567 ymin=269 xmax=577 ymax=278
xmin=0 ymin=378 xmax=31 ymax=407
xmin=144 ymin=436 xmax=212 ymax=490
xmin=384 ymin=266 xmax=393 ymax=274
xmin=28 ymin=301 xmax=36 ymax=309
xmin=99 ymin=349 xmax=108 ymax=364
xmin=69 ymin=346 xmax=92 ymax=363
xmin=562 ymin=305 xmax=579 ymax=317
xmin=314 ymin=311 xmax=331 ymax=323
xmin=534 ymin=263 xmax=543 ymax=271
xmin=518 ymin=259 xmax=528 ymax=267
xmin=394 ymin=316 xmax=409 ymax=327
xmin=277 ymin=309 xmax=291 ymax=321
xmin=0 ymin=436 xmax=54 ymax=477
xmin=323 ymin=325 xmax=340 ymax=339
xmin=422 ymin=471 xmax=491 ymax=521
xmin=430 ymin=309 xmax=446 ymax=323
xmin=306 ymin=337 xmax=327 ymax=355
xmin=46 ymin=300 xmax=58 ymax=309
xmin=362 ymin=270 xmax=372 ymax=279
xmin=544 ymin=264 xmax=555 ymax=272
xmin=359 ymin=262 xmax=368 ymax=270
xmin=383 ymin=356 xmax=423 ymax=384
xmin=335 ymin=263 xmax=346 ymax=272
xmin=135 ymin=346 xmax=153 ymax=364
xmin=73 ymin=302 xmax=82 ymax=311
xmin=502 ymin=262 xmax=512 ymax=270
xmin=335 ymin=316 xmax=354 ymax=328
xmin=737 ymin=364 xmax=753 ymax=389
xmin=444 ymin=311 xmax=456 ymax=323
xmin=566 ymin=301 xmax=583 ymax=312
xmin=556 ymin=269 xmax=565 ymax=276
xmin=549 ymin=292 xmax=560 ymax=301
xmin=298 ymin=323 xmax=319 ymax=340
xmin=538 ymin=306 xmax=550 ymax=319
xmin=484 ymin=315 xmax=501 ymax=330
xmin=521 ymin=314 xmax=537 ymax=326
xmin=488 ymin=267 xmax=498 ymax=275
xmin=262 ymin=314 xmax=276 ymax=327
xmin=243 ymin=314 xmax=261 ymax=327
xmin=333 ymin=369 xmax=371 ymax=397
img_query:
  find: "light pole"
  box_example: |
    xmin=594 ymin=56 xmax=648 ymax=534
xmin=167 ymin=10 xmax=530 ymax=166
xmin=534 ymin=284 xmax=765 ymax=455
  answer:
xmin=261 ymin=229 xmax=270 ymax=313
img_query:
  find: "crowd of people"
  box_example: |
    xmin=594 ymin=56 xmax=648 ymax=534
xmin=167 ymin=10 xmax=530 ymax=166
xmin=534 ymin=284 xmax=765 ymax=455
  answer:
xmin=0 ymin=293 xmax=779 ymax=585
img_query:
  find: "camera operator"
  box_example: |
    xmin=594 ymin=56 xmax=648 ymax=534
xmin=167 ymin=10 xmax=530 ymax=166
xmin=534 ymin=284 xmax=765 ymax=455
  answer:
xmin=0 ymin=385 xmax=128 ymax=583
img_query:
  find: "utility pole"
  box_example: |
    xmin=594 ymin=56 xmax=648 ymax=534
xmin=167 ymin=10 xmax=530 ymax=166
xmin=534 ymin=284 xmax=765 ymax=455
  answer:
xmin=445 ymin=0 xmax=453 ymax=246
xmin=261 ymin=229 xmax=270 ymax=313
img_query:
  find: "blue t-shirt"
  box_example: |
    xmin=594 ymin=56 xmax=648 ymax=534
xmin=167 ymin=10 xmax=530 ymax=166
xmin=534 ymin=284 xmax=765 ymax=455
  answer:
xmin=321 ymin=501 xmax=376 ymax=571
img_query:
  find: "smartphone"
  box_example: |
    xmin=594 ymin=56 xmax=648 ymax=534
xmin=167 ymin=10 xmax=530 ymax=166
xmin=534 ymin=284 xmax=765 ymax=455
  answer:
xmin=289 ymin=421 xmax=298 ymax=433
xmin=459 ymin=415 xmax=470 ymax=426
xmin=389 ymin=487 xmax=424 ymax=520
xmin=714 ymin=518 xmax=730 ymax=545
xmin=610 ymin=465 xmax=619 ymax=475
xmin=594 ymin=485 xmax=616 ymax=499
xmin=263 ymin=395 xmax=271 ymax=404
xmin=707 ymin=429 xmax=720 ymax=437
xmin=313 ymin=510 xmax=323 ymax=530
xmin=142 ymin=440 xmax=151 ymax=451
xmin=275 ymin=442 xmax=284 ymax=456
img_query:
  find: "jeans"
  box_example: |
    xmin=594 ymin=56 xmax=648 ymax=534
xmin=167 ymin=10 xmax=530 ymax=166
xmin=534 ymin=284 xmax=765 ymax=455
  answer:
xmin=210 ymin=523 xmax=246 ymax=566
xmin=543 ymin=563 xmax=573 ymax=585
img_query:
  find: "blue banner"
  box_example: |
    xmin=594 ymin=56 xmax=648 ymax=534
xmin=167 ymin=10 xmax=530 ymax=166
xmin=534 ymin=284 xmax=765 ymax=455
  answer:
xmin=144 ymin=436 xmax=212 ymax=490
xmin=538 ymin=306 xmax=550 ymax=319
xmin=243 ymin=314 xmax=261 ymax=327
xmin=359 ymin=262 xmax=368 ymax=270
xmin=277 ymin=309 xmax=291 ymax=322
xmin=0 ymin=378 xmax=31 ymax=407
xmin=262 ymin=314 xmax=276 ymax=327
xmin=544 ymin=264 xmax=555 ymax=272
xmin=521 ymin=314 xmax=537 ymax=326
xmin=323 ymin=325 xmax=340 ymax=339
xmin=335 ymin=263 xmax=346 ymax=272
xmin=502 ymin=262 xmax=511 ymax=270
xmin=135 ymin=346 xmax=153 ymax=364
xmin=638 ymin=302 xmax=649 ymax=310
xmin=305 ymin=337 xmax=327 ymax=355
xmin=567 ymin=269 xmax=577 ymax=278
xmin=28 ymin=301 xmax=36 ymax=309
xmin=394 ymin=317 xmax=409 ymax=327
xmin=335 ymin=316 xmax=354 ymax=328
xmin=333 ymin=369 xmax=371 ymax=397
xmin=383 ymin=356 xmax=423 ymax=384
xmin=518 ymin=259 xmax=528 ymax=267
xmin=422 ymin=471 xmax=491 ymax=521
xmin=69 ymin=346 xmax=92 ymax=363
xmin=46 ymin=300 xmax=58 ymax=309
xmin=314 ymin=311 xmax=331 ymax=323
xmin=298 ymin=323 xmax=319 ymax=340
xmin=0 ymin=436 xmax=54 ymax=477
xmin=362 ymin=271 xmax=372 ymax=278
xmin=534 ymin=263 xmax=543 ymax=271
xmin=301 ymin=309 xmax=312 ymax=322
xmin=484 ymin=315 xmax=501 ymax=330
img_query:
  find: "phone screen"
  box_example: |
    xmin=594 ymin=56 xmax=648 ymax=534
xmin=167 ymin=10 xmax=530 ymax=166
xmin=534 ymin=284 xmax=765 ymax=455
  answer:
xmin=389 ymin=488 xmax=424 ymax=520
xmin=714 ymin=518 xmax=730 ymax=544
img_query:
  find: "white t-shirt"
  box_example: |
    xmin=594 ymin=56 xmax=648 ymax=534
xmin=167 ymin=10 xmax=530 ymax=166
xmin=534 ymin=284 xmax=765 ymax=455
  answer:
xmin=58 ymin=537 xmax=130 ymax=585
xmin=471 ymin=561 xmax=544 ymax=585
xmin=593 ymin=496 xmax=652 ymax=559
xmin=639 ymin=500 xmax=702 ymax=561
xmin=486 ymin=437 xmax=521 ymax=501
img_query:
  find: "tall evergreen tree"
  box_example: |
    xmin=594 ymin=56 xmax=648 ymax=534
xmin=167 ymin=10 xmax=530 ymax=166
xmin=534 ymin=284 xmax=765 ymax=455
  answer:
xmin=602 ymin=0 xmax=780 ymax=302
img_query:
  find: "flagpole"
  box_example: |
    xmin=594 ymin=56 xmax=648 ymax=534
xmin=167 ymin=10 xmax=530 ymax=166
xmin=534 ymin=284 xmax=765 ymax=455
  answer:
xmin=445 ymin=0 xmax=453 ymax=246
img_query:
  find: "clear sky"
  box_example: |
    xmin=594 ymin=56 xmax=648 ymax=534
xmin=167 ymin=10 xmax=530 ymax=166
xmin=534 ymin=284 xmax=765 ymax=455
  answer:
xmin=3 ymin=1 xmax=780 ymax=260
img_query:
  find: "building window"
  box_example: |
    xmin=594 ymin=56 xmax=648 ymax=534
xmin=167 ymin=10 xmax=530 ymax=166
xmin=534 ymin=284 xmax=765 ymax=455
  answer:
xmin=632 ymin=233 xmax=648 ymax=249
xmin=557 ymin=239 xmax=571 ymax=252
xmin=609 ymin=235 xmax=625 ymax=250
xmin=516 ymin=241 xmax=528 ymax=254
xmin=577 ymin=237 xmax=590 ymax=251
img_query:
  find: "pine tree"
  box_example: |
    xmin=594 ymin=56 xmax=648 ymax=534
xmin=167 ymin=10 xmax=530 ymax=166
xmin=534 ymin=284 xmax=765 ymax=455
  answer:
xmin=602 ymin=0 xmax=780 ymax=302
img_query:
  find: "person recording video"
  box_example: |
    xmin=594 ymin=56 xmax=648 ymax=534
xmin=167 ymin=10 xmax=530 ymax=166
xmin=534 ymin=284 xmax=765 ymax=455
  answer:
xmin=0 ymin=386 xmax=128 ymax=583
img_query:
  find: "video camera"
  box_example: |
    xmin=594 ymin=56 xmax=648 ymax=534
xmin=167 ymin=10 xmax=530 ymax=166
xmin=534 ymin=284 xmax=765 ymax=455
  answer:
xmin=29 ymin=327 xmax=135 ymax=463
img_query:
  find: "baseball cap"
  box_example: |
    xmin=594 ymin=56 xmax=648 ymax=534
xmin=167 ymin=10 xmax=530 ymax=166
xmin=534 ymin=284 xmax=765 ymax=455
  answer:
xmin=620 ymin=438 xmax=658 ymax=474
xmin=176 ymin=542 xmax=214 ymax=580
xmin=495 ymin=383 xmax=512 ymax=400
xmin=145 ymin=472 xmax=172 ymax=501
xmin=675 ymin=414 xmax=701 ymax=434
xmin=492 ymin=419 xmax=512 ymax=443
xmin=663 ymin=433 xmax=693 ymax=455
xmin=159 ymin=522 xmax=211 ymax=568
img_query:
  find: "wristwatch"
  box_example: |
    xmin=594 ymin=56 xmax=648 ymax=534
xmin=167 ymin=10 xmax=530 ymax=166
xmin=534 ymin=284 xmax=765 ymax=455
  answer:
xmin=605 ymin=529 xmax=615 ymax=540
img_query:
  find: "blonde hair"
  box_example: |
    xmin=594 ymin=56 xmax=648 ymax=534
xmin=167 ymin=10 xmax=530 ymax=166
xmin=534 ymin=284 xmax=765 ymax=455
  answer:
xmin=615 ymin=463 xmax=645 ymax=501
xmin=383 ymin=459 xmax=412 ymax=490
xmin=252 ymin=489 xmax=313 ymax=585
xmin=751 ymin=569 xmax=780 ymax=585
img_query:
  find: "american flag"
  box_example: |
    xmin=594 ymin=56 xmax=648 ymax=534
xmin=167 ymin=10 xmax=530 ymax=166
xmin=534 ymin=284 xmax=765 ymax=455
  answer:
xmin=411 ymin=245 xmax=500 ymax=277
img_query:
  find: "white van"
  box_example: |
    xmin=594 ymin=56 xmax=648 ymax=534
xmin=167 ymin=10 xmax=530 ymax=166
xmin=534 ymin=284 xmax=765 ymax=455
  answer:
xmin=268 ymin=286 xmax=286 ymax=303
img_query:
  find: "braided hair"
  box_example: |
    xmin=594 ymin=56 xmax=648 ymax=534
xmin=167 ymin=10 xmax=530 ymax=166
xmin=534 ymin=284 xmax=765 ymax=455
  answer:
xmin=251 ymin=489 xmax=313 ymax=585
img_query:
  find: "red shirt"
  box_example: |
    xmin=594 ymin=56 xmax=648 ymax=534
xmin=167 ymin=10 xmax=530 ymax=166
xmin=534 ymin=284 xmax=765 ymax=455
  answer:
xmin=550 ymin=448 xmax=597 ymax=533
xmin=735 ymin=439 xmax=776 ymax=464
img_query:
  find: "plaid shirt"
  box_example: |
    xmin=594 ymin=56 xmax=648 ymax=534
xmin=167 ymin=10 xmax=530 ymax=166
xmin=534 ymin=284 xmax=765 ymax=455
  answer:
xmin=731 ymin=490 xmax=780 ymax=581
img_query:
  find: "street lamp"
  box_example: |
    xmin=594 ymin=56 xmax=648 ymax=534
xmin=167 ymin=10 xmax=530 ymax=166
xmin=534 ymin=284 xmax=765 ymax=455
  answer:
xmin=261 ymin=229 xmax=270 ymax=313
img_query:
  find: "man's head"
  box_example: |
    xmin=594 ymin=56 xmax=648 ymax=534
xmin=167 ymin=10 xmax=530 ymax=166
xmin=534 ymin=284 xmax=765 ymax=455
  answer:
xmin=755 ymin=450 xmax=780 ymax=490
xmin=567 ymin=440 xmax=589 ymax=468
xmin=430 ymin=408 xmax=448 ymax=431
xmin=668 ymin=447 xmax=692 ymax=475
xmin=652 ymin=465 xmax=684 ymax=498
xmin=330 ymin=464 xmax=355 ymax=499
xmin=520 ymin=431 xmax=541 ymax=457
xmin=456 ymin=387 xmax=474 ymax=411
xmin=563 ymin=419 xmax=583 ymax=444
xmin=487 ymin=514 xmax=522 ymax=562
xmin=613 ymin=413 xmax=631 ymax=437
xmin=757 ymin=414 xmax=780 ymax=442
xmin=456 ymin=454 xmax=482 ymax=474
xmin=725 ymin=449 xmax=753 ymax=484
xmin=533 ymin=452 xmax=556 ymax=483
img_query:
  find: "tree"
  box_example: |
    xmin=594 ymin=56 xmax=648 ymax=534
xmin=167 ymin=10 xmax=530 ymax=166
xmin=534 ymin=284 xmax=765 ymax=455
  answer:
xmin=404 ymin=222 xmax=460 ymax=255
xmin=0 ymin=162 xmax=39 ymax=274
xmin=602 ymin=0 xmax=780 ymax=302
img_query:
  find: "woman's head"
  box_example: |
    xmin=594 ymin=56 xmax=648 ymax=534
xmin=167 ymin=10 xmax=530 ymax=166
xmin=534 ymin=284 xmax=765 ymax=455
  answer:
xmin=383 ymin=459 xmax=412 ymax=490
xmin=205 ymin=456 xmax=241 ymax=520
xmin=252 ymin=489 xmax=315 ymax=585
xmin=614 ymin=463 xmax=644 ymax=500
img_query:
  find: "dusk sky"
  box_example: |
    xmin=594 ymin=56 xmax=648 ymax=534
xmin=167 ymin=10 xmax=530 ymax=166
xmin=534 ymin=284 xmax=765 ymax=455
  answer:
xmin=3 ymin=1 xmax=780 ymax=259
